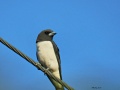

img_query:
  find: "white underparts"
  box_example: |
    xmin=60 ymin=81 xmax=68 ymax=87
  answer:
xmin=36 ymin=41 xmax=60 ymax=79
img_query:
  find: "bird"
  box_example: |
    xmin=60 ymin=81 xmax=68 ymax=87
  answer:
xmin=36 ymin=29 xmax=64 ymax=90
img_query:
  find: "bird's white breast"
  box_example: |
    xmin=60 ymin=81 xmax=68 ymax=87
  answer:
xmin=36 ymin=41 xmax=59 ymax=72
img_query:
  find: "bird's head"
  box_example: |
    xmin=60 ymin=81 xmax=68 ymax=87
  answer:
xmin=36 ymin=29 xmax=56 ymax=43
xmin=44 ymin=30 xmax=56 ymax=37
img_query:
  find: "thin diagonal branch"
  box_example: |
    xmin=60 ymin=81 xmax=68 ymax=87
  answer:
xmin=0 ymin=37 xmax=74 ymax=90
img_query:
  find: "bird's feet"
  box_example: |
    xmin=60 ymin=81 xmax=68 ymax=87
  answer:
xmin=43 ymin=68 xmax=50 ymax=75
xmin=44 ymin=68 xmax=49 ymax=75
xmin=35 ymin=62 xmax=41 ymax=70
xmin=35 ymin=62 xmax=50 ymax=75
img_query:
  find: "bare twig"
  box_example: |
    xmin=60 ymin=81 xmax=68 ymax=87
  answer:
xmin=0 ymin=37 xmax=74 ymax=90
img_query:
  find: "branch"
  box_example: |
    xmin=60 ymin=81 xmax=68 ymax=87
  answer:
xmin=0 ymin=37 xmax=74 ymax=90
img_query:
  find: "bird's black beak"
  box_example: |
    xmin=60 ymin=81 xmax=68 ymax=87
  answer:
xmin=49 ymin=32 xmax=57 ymax=36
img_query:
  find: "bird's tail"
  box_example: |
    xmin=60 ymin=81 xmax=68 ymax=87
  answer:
xmin=47 ymin=75 xmax=64 ymax=90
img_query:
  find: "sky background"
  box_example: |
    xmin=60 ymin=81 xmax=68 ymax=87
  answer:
xmin=0 ymin=0 xmax=120 ymax=90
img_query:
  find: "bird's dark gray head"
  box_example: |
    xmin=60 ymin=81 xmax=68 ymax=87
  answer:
xmin=36 ymin=29 xmax=56 ymax=43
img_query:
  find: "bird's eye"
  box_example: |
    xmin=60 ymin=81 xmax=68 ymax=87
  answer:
xmin=45 ymin=31 xmax=49 ymax=34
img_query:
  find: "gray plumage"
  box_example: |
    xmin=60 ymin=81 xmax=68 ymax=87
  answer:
xmin=36 ymin=29 xmax=64 ymax=90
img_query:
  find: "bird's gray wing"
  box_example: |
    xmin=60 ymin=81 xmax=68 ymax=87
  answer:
xmin=52 ymin=41 xmax=62 ymax=80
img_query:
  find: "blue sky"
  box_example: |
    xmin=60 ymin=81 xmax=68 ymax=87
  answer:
xmin=0 ymin=0 xmax=120 ymax=90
